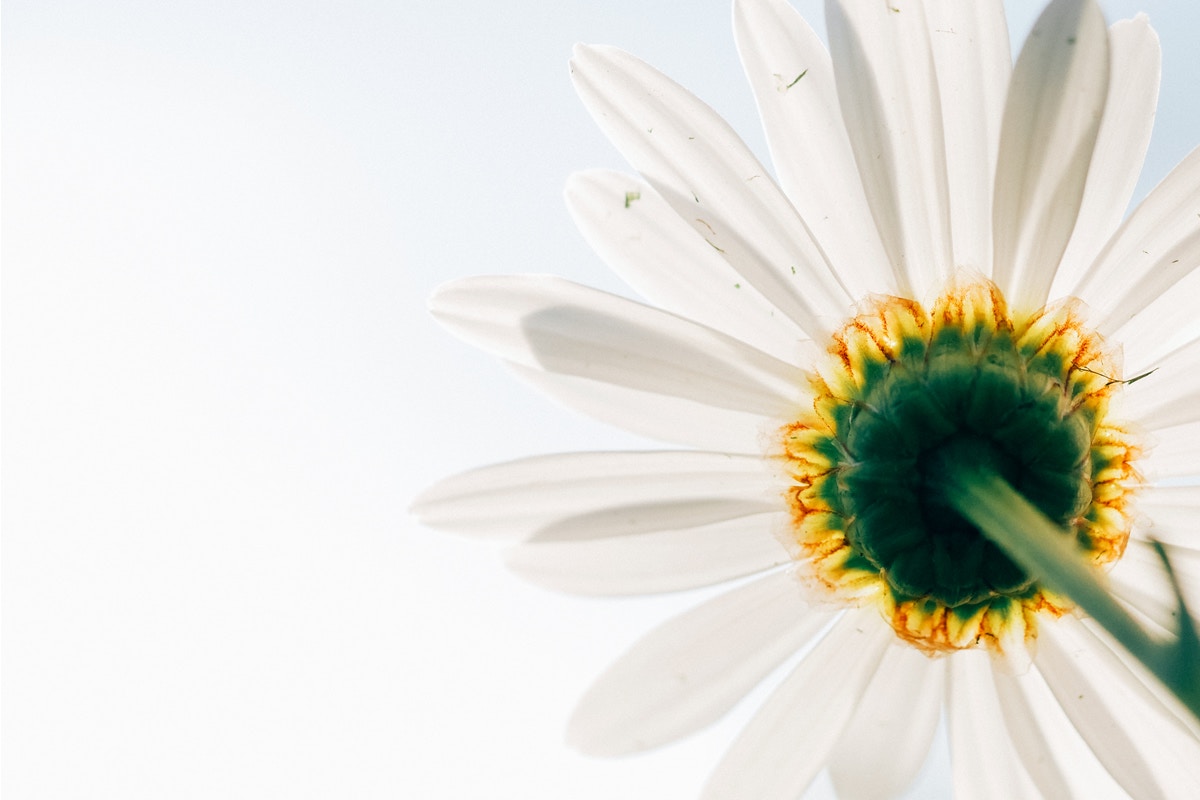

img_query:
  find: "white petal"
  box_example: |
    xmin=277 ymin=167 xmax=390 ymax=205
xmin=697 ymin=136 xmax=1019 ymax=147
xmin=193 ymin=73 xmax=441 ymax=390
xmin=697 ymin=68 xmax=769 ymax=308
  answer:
xmin=826 ymin=0 xmax=953 ymax=298
xmin=701 ymin=608 xmax=891 ymax=800
xmin=1142 ymin=420 xmax=1200 ymax=481
xmin=566 ymin=569 xmax=833 ymax=756
xmin=563 ymin=170 xmax=809 ymax=363
xmin=947 ymin=649 xmax=1040 ymax=800
xmin=827 ymin=643 xmax=943 ymax=800
xmin=1120 ymin=336 xmax=1200 ymax=430
xmin=991 ymin=0 xmax=1110 ymax=312
xmin=410 ymin=450 xmax=779 ymax=540
xmin=1078 ymin=144 xmax=1200 ymax=337
xmin=925 ymin=0 xmax=1011 ymax=277
xmin=1036 ymin=615 xmax=1200 ymax=798
xmin=990 ymin=671 xmax=1072 ymax=799
xmin=993 ymin=666 xmax=1126 ymax=799
xmin=1107 ymin=259 xmax=1200 ymax=373
xmin=570 ymin=44 xmax=852 ymax=339
xmin=1051 ymin=16 xmax=1162 ymax=299
xmin=509 ymin=363 xmax=773 ymax=452
xmin=1109 ymin=538 xmax=1200 ymax=635
xmin=428 ymin=275 xmax=803 ymax=417
xmin=1078 ymin=617 xmax=1200 ymax=742
xmin=732 ymin=0 xmax=894 ymax=297
xmin=1135 ymin=488 xmax=1200 ymax=549
xmin=504 ymin=511 xmax=789 ymax=595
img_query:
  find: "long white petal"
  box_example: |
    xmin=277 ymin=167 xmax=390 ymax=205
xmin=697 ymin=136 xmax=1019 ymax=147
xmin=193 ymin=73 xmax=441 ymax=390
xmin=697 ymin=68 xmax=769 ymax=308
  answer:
xmin=411 ymin=450 xmax=779 ymax=540
xmin=1107 ymin=260 xmax=1200 ymax=373
xmin=925 ymin=0 xmax=1011 ymax=277
xmin=1037 ymin=615 xmax=1200 ymax=798
xmin=732 ymin=0 xmax=894 ymax=297
xmin=504 ymin=511 xmax=789 ymax=595
xmin=991 ymin=0 xmax=1110 ymax=312
xmin=701 ymin=608 xmax=890 ymax=800
xmin=570 ymin=44 xmax=852 ymax=339
xmin=1134 ymin=491 xmax=1200 ymax=549
xmin=566 ymin=569 xmax=833 ymax=755
xmin=826 ymin=0 xmax=953 ymax=298
xmin=1142 ymin=419 xmax=1200 ymax=481
xmin=509 ymin=363 xmax=774 ymax=453
xmin=429 ymin=275 xmax=803 ymax=418
xmin=993 ymin=666 xmax=1128 ymax=798
xmin=947 ymin=650 xmax=1040 ymax=799
xmin=1120 ymin=336 xmax=1200 ymax=430
xmin=1108 ymin=539 xmax=1200 ymax=636
xmin=828 ymin=643 xmax=943 ymax=800
xmin=1051 ymin=16 xmax=1161 ymax=299
xmin=1078 ymin=145 xmax=1200 ymax=336
xmin=564 ymin=170 xmax=809 ymax=363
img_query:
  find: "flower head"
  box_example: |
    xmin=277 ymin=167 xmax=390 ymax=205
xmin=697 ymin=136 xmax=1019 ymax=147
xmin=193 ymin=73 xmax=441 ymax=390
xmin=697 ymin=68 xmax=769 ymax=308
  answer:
xmin=415 ymin=0 xmax=1200 ymax=796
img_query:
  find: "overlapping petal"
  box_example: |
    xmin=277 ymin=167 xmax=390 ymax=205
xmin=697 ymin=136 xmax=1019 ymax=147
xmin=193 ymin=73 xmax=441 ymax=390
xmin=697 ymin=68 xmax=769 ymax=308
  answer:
xmin=925 ymin=0 xmax=1011 ymax=277
xmin=564 ymin=169 xmax=810 ymax=363
xmin=1037 ymin=616 xmax=1200 ymax=798
xmin=991 ymin=0 xmax=1110 ymax=311
xmin=566 ymin=569 xmax=833 ymax=755
xmin=947 ymin=651 xmax=1040 ymax=799
xmin=1078 ymin=144 xmax=1200 ymax=336
xmin=825 ymin=0 xmax=954 ymax=298
xmin=428 ymin=274 xmax=803 ymax=418
xmin=733 ymin=0 xmax=893 ymax=298
xmin=701 ymin=608 xmax=891 ymax=800
xmin=411 ymin=450 xmax=779 ymax=540
xmin=570 ymin=43 xmax=852 ymax=339
xmin=504 ymin=511 xmax=789 ymax=595
xmin=1051 ymin=16 xmax=1161 ymax=298
xmin=828 ymin=643 xmax=944 ymax=800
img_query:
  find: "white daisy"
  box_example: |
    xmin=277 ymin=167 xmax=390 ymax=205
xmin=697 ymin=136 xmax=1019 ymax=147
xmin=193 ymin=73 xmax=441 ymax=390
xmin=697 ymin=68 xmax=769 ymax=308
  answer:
xmin=413 ymin=0 xmax=1200 ymax=796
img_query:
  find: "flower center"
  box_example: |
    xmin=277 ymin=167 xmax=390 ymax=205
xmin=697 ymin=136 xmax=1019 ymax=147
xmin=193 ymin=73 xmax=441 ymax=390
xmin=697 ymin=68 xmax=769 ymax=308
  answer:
xmin=778 ymin=281 xmax=1140 ymax=654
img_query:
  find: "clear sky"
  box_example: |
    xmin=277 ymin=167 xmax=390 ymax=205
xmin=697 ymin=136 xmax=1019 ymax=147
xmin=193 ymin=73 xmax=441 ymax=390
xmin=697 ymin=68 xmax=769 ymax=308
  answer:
xmin=5 ymin=1 xmax=1200 ymax=798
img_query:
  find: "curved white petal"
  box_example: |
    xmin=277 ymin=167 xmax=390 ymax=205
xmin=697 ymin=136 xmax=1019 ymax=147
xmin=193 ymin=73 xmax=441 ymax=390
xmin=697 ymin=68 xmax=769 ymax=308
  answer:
xmin=991 ymin=669 xmax=1074 ymax=799
xmin=566 ymin=569 xmax=833 ymax=755
xmin=570 ymin=44 xmax=852 ymax=339
xmin=732 ymin=0 xmax=894 ymax=297
xmin=504 ymin=511 xmax=788 ymax=595
xmin=564 ymin=170 xmax=809 ymax=364
xmin=701 ymin=608 xmax=890 ymax=800
xmin=1120 ymin=336 xmax=1200 ymax=430
xmin=1107 ymin=259 xmax=1200 ymax=373
xmin=509 ymin=363 xmax=773 ymax=452
xmin=827 ymin=643 xmax=943 ymax=800
xmin=1051 ymin=16 xmax=1162 ymax=299
xmin=411 ymin=450 xmax=779 ymax=540
xmin=925 ymin=0 xmax=1011 ymax=277
xmin=826 ymin=0 xmax=953 ymax=298
xmin=947 ymin=650 xmax=1040 ymax=800
xmin=1077 ymin=617 xmax=1200 ymax=742
xmin=1078 ymin=145 xmax=1200 ymax=337
xmin=1135 ymin=492 xmax=1200 ymax=550
xmin=1109 ymin=538 xmax=1200 ymax=628
xmin=991 ymin=0 xmax=1110 ymax=312
xmin=1036 ymin=615 xmax=1200 ymax=798
xmin=1142 ymin=420 xmax=1200 ymax=481
xmin=429 ymin=275 xmax=803 ymax=418
xmin=993 ymin=666 xmax=1128 ymax=799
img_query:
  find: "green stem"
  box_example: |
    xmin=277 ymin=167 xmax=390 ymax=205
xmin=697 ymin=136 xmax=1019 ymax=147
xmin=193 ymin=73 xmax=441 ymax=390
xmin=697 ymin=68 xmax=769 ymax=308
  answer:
xmin=946 ymin=468 xmax=1200 ymax=723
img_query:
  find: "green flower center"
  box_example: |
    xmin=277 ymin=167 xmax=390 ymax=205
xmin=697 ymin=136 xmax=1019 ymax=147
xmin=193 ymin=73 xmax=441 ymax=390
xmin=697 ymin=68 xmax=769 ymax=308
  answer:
xmin=834 ymin=330 xmax=1094 ymax=607
xmin=779 ymin=282 xmax=1139 ymax=652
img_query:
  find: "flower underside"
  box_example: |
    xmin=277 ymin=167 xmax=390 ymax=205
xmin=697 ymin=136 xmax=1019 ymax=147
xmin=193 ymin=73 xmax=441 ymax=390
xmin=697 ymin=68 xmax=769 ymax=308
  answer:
xmin=779 ymin=280 xmax=1141 ymax=655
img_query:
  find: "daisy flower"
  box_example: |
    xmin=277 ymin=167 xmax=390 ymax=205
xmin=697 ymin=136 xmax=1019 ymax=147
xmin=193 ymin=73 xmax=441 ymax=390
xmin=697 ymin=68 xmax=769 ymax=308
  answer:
xmin=413 ymin=0 xmax=1200 ymax=796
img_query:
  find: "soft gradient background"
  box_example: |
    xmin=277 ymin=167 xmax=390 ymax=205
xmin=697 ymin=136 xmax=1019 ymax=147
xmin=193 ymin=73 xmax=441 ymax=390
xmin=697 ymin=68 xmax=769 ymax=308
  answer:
xmin=5 ymin=1 xmax=1198 ymax=798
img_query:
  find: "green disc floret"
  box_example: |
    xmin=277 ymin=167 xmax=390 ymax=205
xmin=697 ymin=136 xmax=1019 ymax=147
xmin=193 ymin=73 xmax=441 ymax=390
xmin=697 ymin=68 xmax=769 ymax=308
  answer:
xmin=833 ymin=328 xmax=1094 ymax=608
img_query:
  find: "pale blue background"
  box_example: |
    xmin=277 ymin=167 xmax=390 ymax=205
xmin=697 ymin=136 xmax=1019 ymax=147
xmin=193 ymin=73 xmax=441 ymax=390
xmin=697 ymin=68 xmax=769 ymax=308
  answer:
xmin=5 ymin=2 xmax=1198 ymax=798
